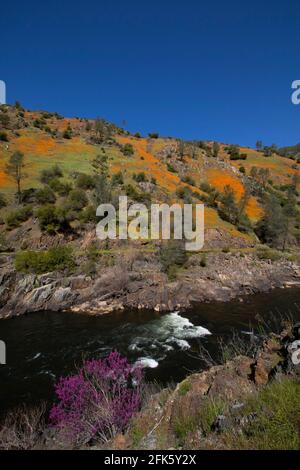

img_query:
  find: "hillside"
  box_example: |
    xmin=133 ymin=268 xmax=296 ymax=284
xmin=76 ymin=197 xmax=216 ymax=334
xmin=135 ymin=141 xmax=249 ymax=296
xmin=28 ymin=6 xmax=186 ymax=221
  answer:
xmin=1 ymin=103 xmax=299 ymax=248
xmin=1 ymin=103 xmax=300 ymax=318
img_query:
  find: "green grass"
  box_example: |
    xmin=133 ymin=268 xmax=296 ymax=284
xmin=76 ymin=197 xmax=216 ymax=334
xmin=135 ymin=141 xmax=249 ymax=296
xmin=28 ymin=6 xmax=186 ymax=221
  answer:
xmin=177 ymin=380 xmax=191 ymax=396
xmin=199 ymin=397 xmax=227 ymax=436
xmin=225 ymin=378 xmax=300 ymax=450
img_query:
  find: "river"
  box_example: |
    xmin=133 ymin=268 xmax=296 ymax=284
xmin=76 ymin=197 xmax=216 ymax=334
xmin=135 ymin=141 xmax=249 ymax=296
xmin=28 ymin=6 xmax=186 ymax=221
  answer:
xmin=0 ymin=287 xmax=300 ymax=415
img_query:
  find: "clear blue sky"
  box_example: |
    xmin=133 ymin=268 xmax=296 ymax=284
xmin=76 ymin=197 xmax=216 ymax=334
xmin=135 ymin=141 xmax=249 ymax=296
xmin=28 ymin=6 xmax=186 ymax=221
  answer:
xmin=1 ymin=0 xmax=299 ymax=147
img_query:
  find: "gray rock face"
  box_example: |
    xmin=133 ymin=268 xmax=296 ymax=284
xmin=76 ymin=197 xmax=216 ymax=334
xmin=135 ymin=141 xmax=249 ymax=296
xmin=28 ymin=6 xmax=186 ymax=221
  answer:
xmin=52 ymin=287 xmax=77 ymax=304
xmin=25 ymin=284 xmax=54 ymax=307
xmin=0 ymin=252 xmax=300 ymax=318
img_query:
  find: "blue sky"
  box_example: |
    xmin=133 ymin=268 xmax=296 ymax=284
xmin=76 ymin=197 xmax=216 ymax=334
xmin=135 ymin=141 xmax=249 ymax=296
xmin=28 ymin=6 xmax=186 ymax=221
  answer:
xmin=1 ymin=0 xmax=299 ymax=147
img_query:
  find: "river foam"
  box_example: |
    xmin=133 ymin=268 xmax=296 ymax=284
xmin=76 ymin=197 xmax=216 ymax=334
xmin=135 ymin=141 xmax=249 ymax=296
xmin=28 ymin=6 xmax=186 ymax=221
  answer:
xmin=132 ymin=311 xmax=211 ymax=368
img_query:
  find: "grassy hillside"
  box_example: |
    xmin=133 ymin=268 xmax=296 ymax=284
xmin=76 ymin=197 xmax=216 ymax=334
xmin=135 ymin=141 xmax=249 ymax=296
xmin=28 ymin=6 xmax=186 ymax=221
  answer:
xmin=1 ymin=103 xmax=300 ymax=248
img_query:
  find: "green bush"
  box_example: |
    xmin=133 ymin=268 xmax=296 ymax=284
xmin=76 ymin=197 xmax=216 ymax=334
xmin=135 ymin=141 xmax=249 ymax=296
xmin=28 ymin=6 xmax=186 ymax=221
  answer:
xmin=200 ymin=181 xmax=213 ymax=193
xmin=36 ymin=204 xmax=69 ymax=233
xmin=256 ymin=247 xmax=282 ymax=261
xmin=75 ymin=173 xmax=95 ymax=190
xmin=167 ymin=163 xmax=176 ymax=173
xmin=200 ymin=253 xmax=207 ymax=267
xmin=121 ymin=143 xmax=134 ymax=157
xmin=230 ymin=153 xmax=247 ymax=161
xmin=0 ymin=193 xmax=7 ymax=209
xmin=125 ymin=184 xmax=140 ymax=201
xmin=5 ymin=206 xmax=33 ymax=228
xmin=160 ymin=240 xmax=187 ymax=277
xmin=35 ymin=186 xmax=56 ymax=205
xmin=111 ymin=171 xmax=124 ymax=186
xmin=0 ymin=131 xmax=9 ymax=141
xmin=62 ymin=127 xmax=72 ymax=139
xmin=49 ymin=178 xmax=72 ymax=196
xmin=67 ymin=189 xmax=88 ymax=211
xmin=79 ymin=205 xmax=98 ymax=223
xmin=40 ymin=165 xmax=63 ymax=184
xmin=182 ymin=175 xmax=195 ymax=186
xmin=15 ymin=246 xmax=75 ymax=274
xmin=133 ymin=172 xmax=147 ymax=183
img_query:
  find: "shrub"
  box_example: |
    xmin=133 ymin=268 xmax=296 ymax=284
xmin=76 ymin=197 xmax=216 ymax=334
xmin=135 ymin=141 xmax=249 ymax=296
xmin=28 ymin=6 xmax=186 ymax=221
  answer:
xmin=111 ymin=171 xmax=124 ymax=186
xmin=160 ymin=240 xmax=187 ymax=277
xmin=62 ymin=126 xmax=72 ymax=139
xmin=40 ymin=165 xmax=63 ymax=184
xmin=49 ymin=352 xmax=143 ymax=446
xmin=181 ymin=175 xmax=195 ymax=186
xmin=176 ymin=186 xmax=186 ymax=199
xmin=0 ymin=193 xmax=7 ymax=209
xmin=256 ymin=246 xmax=282 ymax=261
xmin=35 ymin=186 xmax=56 ymax=204
xmin=0 ymin=131 xmax=8 ymax=141
xmin=200 ymin=253 xmax=207 ymax=267
xmin=133 ymin=172 xmax=147 ymax=183
xmin=36 ymin=204 xmax=70 ymax=233
xmin=75 ymin=173 xmax=95 ymax=190
xmin=79 ymin=205 xmax=98 ymax=223
xmin=36 ymin=204 xmax=57 ymax=232
xmin=0 ymin=113 xmax=10 ymax=128
xmin=237 ymin=213 xmax=252 ymax=233
xmin=121 ymin=143 xmax=134 ymax=157
xmin=148 ymin=133 xmax=159 ymax=139
xmin=176 ymin=186 xmax=192 ymax=203
xmin=0 ymin=404 xmax=46 ymax=450
xmin=15 ymin=246 xmax=74 ymax=274
xmin=67 ymin=189 xmax=88 ymax=211
xmin=199 ymin=181 xmax=213 ymax=193
xmin=5 ymin=206 xmax=33 ymax=228
xmin=167 ymin=163 xmax=176 ymax=173
xmin=230 ymin=153 xmax=247 ymax=161
xmin=49 ymin=178 xmax=72 ymax=196
xmin=125 ymin=184 xmax=140 ymax=201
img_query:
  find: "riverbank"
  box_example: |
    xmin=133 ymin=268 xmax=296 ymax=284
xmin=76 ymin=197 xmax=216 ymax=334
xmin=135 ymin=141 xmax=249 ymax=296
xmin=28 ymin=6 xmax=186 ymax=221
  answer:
xmin=1 ymin=251 xmax=300 ymax=319
xmin=1 ymin=320 xmax=299 ymax=450
xmin=106 ymin=322 xmax=300 ymax=451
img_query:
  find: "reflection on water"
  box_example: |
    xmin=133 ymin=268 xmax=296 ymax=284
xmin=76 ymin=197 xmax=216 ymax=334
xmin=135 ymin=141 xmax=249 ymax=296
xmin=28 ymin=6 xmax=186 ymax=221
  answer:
xmin=0 ymin=287 xmax=300 ymax=413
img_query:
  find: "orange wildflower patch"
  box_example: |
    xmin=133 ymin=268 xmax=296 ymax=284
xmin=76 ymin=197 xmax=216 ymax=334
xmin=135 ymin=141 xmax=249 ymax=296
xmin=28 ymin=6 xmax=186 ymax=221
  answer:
xmin=207 ymin=168 xmax=262 ymax=221
xmin=116 ymin=136 xmax=181 ymax=193
xmin=14 ymin=134 xmax=56 ymax=155
xmin=0 ymin=169 xmax=10 ymax=188
xmin=207 ymin=169 xmax=244 ymax=198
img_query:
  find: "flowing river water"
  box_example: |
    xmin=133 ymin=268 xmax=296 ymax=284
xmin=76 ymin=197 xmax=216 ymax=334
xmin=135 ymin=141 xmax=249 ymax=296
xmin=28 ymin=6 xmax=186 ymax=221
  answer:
xmin=1 ymin=287 xmax=300 ymax=414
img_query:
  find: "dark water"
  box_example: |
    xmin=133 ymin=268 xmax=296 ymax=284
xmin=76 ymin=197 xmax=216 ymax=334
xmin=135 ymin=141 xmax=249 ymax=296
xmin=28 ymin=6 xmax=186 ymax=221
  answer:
xmin=1 ymin=288 xmax=300 ymax=415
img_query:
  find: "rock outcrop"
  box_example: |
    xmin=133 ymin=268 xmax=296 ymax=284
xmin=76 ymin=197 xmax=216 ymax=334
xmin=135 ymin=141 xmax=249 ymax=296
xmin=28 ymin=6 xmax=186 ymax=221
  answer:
xmin=1 ymin=252 xmax=300 ymax=318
